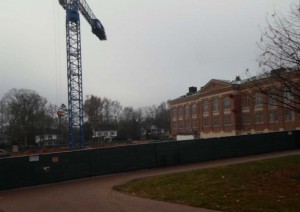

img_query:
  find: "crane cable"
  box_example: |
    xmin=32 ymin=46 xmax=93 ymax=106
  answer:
xmin=52 ymin=0 xmax=62 ymax=105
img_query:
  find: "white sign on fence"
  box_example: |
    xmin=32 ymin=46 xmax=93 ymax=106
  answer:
xmin=29 ymin=155 xmax=39 ymax=162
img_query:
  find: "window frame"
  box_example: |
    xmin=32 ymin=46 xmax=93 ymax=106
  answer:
xmin=223 ymin=97 xmax=231 ymax=110
xmin=213 ymin=98 xmax=219 ymax=112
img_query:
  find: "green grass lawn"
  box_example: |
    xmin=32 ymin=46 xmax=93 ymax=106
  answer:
xmin=114 ymin=154 xmax=300 ymax=212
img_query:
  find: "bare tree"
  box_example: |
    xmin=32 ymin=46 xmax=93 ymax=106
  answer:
xmin=1 ymin=88 xmax=51 ymax=145
xmin=155 ymin=102 xmax=170 ymax=130
xmin=118 ymin=107 xmax=143 ymax=140
xmin=142 ymin=102 xmax=170 ymax=129
xmin=84 ymin=95 xmax=122 ymax=129
xmin=83 ymin=95 xmax=104 ymax=130
xmin=257 ymin=2 xmax=300 ymax=112
xmin=101 ymin=98 xmax=121 ymax=125
xmin=141 ymin=105 xmax=156 ymax=130
xmin=110 ymin=100 xmax=122 ymax=126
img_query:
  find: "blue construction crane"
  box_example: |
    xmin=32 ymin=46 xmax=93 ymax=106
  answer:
xmin=58 ymin=0 xmax=106 ymax=149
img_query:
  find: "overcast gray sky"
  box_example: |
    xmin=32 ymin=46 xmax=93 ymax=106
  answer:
xmin=0 ymin=0 xmax=295 ymax=108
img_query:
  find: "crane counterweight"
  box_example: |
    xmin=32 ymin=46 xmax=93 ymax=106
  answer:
xmin=92 ymin=19 xmax=106 ymax=40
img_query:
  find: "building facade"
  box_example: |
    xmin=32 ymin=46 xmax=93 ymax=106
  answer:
xmin=169 ymin=71 xmax=300 ymax=139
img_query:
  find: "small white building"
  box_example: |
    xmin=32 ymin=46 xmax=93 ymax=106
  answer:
xmin=93 ymin=130 xmax=117 ymax=142
xmin=35 ymin=134 xmax=58 ymax=145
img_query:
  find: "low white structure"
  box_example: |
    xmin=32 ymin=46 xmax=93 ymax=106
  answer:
xmin=35 ymin=134 xmax=57 ymax=145
xmin=35 ymin=134 xmax=58 ymax=145
xmin=93 ymin=130 xmax=117 ymax=142
xmin=176 ymin=134 xmax=194 ymax=141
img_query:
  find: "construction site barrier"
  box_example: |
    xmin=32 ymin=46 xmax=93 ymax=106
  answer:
xmin=0 ymin=130 xmax=299 ymax=190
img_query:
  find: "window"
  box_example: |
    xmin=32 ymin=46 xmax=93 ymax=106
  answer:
xmin=213 ymin=116 xmax=220 ymax=126
xmin=179 ymin=107 xmax=184 ymax=117
xmin=268 ymin=88 xmax=277 ymax=106
xmin=203 ymin=118 xmax=210 ymax=127
xmin=213 ymin=98 xmax=219 ymax=112
xmin=268 ymin=111 xmax=278 ymax=123
xmin=284 ymin=110 xmax=294 ymax=122
xmin=185 ymin=120 xmax=190 ymax=129
xmin=179 ymin=121 xmax=184 ymax=129
xmin=172 ymin=121 xmax=177 ymax=130
xmin=283 ymin=90 xmax=293 ymax=103
xmin=172 ymin=108 xmax=177 ymax=118
xmin=192 ymin=120 xmax=198 ymax=128
xmin=203 ymin=100 xmax=209 ymax=113
xmin=223 ymin=115 xmax=232 ymax=125
xmin=242 ymin=113 xmax=251 ymax=124
xmin=192 ymin=104 xmax=198 ymax=116
xmin=223 ymin=97 xmax=231 ymax=110
xmin=268 ymin=96 xmax=276 ymax=106
xmin=185 ymin=105 xmax=190 ymax=117
xmin=255 ymin=93 xmax=262 ymax=106
xmin=255 ymin=112 xmax=264 ymax=123
xmin=242 ymin=96 xmax=251 ymax=108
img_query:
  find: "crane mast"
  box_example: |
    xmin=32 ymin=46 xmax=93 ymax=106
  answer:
xmin=58 ymin=0 xmax=106 ymax=149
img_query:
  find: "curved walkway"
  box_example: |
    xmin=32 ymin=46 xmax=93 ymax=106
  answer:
xmin=1 ymin=149 xmax=300 ymax=212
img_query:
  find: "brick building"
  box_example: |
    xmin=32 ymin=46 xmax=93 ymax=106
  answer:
xmin=169 ymin=70 xmax=300 ymax=139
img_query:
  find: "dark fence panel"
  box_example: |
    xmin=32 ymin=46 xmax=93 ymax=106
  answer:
xmin=175 ymin=140 xmax=215 ymax=164
xmin=155 ymin=142 xmax=180 ymax=166
xmin=176 ymin=140 xmax=200 ymax=164
xmin=296 ymin=131 xmax=300 ymax=148
xmin=90 ymin=145 xmax=137 ymax=176
xmin=1 ymin=130 xmax=299 ymax=190
xmin=134 ymin=144 xmax=157 ymax=169
xmin=63 ymin=150 xmax=91 ymax=180
xmin=271 ymin=131 xmax=297 ymax=151
xmin=0 ymin=156 xmax=36 ymax=190
xmin=35 ymin=151 xmax=90 ymax=185
xmin=196 ymin=141 xmax=215 ymax=162
xmin=243 ymin=134 xmax=274 ymax=155
xmin=0 ymin=159 xmax=5 ymax=189
xmin=210 ymin=137 xmax=246 ymax=159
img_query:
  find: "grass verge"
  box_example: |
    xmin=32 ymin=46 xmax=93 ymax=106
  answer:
xmin=114 ymin=154 xmax=300 ymax=211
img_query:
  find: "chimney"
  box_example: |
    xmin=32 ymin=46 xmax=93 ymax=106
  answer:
xmin=235 ymin=76 xmax=241 ymax=81
xmin=188 ymin=86 xmax=197 ymax=95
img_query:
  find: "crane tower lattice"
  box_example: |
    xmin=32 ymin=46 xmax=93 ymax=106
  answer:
xmin=58 ymin=0 xmax=106 ymax=149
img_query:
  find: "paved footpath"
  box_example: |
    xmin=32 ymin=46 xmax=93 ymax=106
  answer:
xmin=1 ymin=149 xmax=300 ymax=212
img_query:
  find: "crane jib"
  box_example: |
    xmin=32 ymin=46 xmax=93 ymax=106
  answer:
xmin=59 ymin=0 xmax=107 ymax=40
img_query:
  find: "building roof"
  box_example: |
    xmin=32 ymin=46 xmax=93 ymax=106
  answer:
xmin=169 ymin=79 xmax=233 ymax=104
xmin=168 ymin=69 xmax=300 ymax=105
